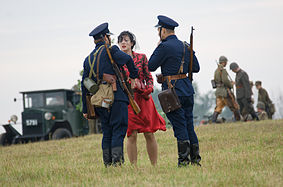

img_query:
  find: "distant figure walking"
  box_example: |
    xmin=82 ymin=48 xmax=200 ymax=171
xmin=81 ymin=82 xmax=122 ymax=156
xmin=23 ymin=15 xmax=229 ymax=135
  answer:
xmin=211 ymin=56 xmax=241 ymax=123
xmin=230 ymin=62 xmax=259 ymax=121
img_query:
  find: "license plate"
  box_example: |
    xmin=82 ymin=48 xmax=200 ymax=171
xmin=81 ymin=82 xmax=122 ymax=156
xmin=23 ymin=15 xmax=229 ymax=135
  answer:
xmin=26 ymin=119 xmax=38 ymax=126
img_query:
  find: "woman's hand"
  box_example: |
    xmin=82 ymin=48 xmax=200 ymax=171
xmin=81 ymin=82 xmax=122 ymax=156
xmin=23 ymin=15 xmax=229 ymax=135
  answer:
xmin=141 ymin=87 xmax=153 ymax=100
xmin=83 ymin=113 xmax=88 ymax=119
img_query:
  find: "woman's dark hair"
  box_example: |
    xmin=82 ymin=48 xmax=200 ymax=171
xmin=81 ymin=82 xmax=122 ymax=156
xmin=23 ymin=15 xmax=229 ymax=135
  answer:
xmin=118 ymin=31 xmax=136 ymax=49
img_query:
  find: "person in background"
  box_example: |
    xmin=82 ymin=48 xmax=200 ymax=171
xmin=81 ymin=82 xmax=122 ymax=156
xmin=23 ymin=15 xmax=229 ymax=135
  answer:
xmin=229 ymin=62 xmax=259 ymax=121
xmin=255 ymin=81 xmax=275 ymax=119
xmin=256 ymin=101 xmax=268 ymax=120
xmin=211 ymin=56 xmax=241 ymax=123
xmin=118 ymin=31 xmax=166 ymax=166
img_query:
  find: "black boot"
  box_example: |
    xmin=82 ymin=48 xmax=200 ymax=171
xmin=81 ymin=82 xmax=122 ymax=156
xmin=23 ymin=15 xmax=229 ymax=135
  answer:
xmin=251 ymin=111 xmax=259 ymax=121
xmin=177 ymin=140 xmax=190 ymax=167
xmin=190 ymin=143 xmax=201 ymax=166
xmin=211 ymin=112 xmax=219 ymax=123
xmin=103 ymin=148 xmax=112 ymax=167
xmin=111 ymin=146 xmax=124 ymax=166
xmin=233 ymin=110 xmax=241 ymax=121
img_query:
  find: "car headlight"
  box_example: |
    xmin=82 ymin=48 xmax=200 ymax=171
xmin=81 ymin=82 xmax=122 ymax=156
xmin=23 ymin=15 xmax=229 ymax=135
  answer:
xmin=10 ymin=115 xmax=18 ymax=124
xmin=44 ymin=112 xmax=52 ymax=120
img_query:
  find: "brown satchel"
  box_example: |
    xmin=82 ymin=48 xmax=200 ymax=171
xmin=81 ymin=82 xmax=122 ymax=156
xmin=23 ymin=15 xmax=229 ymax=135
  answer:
xmin=158 ymin=87 xmax=181 ymax=113
xmin=158 ymin=42 xmax=186 ymax=114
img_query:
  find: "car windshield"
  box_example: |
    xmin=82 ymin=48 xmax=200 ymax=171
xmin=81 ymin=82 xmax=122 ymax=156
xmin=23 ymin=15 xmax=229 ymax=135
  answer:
xmin=46 ymin=92 xmax=65 ymax=106
xmin=24 ymin=92 xmax=65 ymax=108
xmin=24 ymin=93 xmax=44 ymax=108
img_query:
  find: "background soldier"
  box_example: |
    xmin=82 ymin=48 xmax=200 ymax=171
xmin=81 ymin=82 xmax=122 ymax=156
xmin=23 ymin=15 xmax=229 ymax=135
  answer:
xmin=81 ymin=23 xmax=138 ymax=166
xmin=211 ymin=56 xmax=241 ymax=123
xmin=230 ymin=62 xmax=259 ymax=121
xmin=255 ymin=81 xmax=275 ymax=119
xmin=256 ymin=101 xmax=268 ymax=120
xmin=148 ymin=15 xmax=201 ymax=166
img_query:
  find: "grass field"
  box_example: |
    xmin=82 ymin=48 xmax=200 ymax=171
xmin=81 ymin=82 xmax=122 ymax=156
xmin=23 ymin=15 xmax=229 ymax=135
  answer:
xmin=0 ymin=120 xmax=282 ymax=186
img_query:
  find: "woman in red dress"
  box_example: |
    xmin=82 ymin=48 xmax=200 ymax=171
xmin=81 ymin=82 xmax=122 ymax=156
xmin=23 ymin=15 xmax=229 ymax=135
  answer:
xmin=118 ymin=31 xmax=166 ymax=166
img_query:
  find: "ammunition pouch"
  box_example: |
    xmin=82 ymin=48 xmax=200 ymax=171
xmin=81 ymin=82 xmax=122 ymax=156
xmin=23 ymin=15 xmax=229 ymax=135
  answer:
xmin=103 ymin=73 xmax=117 ymax=91
xmin=211 ymin=80 xmax=217 ymax=89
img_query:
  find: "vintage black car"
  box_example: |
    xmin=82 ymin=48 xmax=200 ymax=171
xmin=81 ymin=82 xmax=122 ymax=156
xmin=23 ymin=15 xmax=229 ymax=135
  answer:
xmin=0 ymin=89 xmax=94 ymax=146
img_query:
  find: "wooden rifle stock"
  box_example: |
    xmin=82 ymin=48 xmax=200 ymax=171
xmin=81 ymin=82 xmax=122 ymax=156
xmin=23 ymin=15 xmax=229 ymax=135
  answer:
xmin=226 ymin=88 xmax=239 ymax=110
xmin=189 ymin=26 xmax=194 ymax=81
xmin=103 ymin=41 xmax=141 ymax=115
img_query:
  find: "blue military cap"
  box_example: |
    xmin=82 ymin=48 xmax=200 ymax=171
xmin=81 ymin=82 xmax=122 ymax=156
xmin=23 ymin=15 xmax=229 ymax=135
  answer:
xmin=89 ymin=22 xmax=113 ymax=37
xmin=155 ymin=15 xmax=179 ymax=30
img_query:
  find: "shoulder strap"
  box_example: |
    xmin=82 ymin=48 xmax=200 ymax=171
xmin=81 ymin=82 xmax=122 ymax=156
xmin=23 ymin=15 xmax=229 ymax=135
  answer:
xmin=170 ymin=42 xmax=186 ymax=88
xmin=88 ymin=45 xmax=104 ymax=79
xmin=95 ymin=46 xmax=104 ymax=83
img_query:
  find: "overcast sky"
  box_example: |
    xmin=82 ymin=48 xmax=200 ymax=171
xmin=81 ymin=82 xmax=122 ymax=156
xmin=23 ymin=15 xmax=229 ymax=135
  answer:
xmin=0 ymin=0 xmax=283 ymax=131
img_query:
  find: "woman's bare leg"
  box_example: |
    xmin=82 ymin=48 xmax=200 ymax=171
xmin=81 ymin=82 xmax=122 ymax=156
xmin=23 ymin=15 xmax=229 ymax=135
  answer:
xmin=144 ymin=132 xmax=158 ymax=166
xmin=127 ymin=131 xmax=138 ymax=165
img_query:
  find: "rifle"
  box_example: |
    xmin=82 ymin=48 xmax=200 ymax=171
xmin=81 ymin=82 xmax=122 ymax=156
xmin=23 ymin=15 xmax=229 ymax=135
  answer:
xmin=189 ymin=26 xmax=195 ymax=81
xmin=102 ymin=37 xmax=141 ymax=115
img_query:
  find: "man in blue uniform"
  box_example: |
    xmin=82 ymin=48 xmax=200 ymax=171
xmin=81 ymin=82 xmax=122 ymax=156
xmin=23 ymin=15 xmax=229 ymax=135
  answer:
xmin=81 ymin=23 xmax=138 ymax=166
xmin=148 ymin=15 xmax=201 ymax=166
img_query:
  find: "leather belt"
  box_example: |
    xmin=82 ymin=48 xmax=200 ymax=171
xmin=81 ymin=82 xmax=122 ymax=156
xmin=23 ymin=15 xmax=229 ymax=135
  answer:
xmin=216 ymin=83 xmax=224 ymax=87
xmin=163 ymin=74 xmax=187 ymax=82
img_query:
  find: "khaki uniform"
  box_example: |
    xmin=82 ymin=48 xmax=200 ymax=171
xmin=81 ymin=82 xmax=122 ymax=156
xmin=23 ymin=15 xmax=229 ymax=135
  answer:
xmin=213 ymin=65 xmax=239 ymax=119
xmin=257 ymin=111 xmax=268 ymax=120
xmin=258 ymin=88 xmax=274 ymax=119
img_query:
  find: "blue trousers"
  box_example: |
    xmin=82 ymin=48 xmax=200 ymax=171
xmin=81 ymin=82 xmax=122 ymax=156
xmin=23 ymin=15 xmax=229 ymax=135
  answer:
xmin=166 ymin=95 xmax=199 ymax=144
xmin=95 ymin=101 xmax=128 ymax=149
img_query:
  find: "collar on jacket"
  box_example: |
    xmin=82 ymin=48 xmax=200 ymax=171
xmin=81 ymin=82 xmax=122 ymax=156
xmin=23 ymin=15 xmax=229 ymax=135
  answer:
xmin=163 ymin=35 xmax=177 ymax=42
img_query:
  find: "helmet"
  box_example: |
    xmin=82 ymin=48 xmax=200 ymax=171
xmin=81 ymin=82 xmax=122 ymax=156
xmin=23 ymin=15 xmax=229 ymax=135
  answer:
xmin=230 ymin=62 xmax=239 ymax=70
xmin=219 ymin=56 xmax=228 ymax=63
xmin=255 ymin=81 xmax=262 ymax=86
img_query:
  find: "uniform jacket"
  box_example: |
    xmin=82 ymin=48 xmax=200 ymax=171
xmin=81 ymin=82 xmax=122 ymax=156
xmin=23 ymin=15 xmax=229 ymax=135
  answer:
xmin=214 ymin=64 xmax=232 ymax=97
xmin=148 ymin=35 xmax=200 ymax=96
xmin=258 ymin=88 xmax=272 ymax=105
xmin=235 ymin=69 xmax=251 ymax=99
xmin=81 ymin=41 xmax=138 ymax=114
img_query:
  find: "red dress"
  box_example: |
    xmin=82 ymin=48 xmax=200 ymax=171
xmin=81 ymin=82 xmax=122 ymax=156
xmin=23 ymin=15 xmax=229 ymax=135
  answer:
xmin=125 ymin=52 xmax=166 ymax=137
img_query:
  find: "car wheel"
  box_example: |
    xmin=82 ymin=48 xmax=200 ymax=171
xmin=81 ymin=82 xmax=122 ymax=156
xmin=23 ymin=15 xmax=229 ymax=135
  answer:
xmin=52 ymin=128 xmax=72 ymax=140
xmin=0 ymin=133 xmax=11 ymax=146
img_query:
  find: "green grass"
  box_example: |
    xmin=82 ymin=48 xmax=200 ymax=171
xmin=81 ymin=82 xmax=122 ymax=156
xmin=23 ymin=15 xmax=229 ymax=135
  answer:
xmin=0 ymin=120 xmax=282 ymax=186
